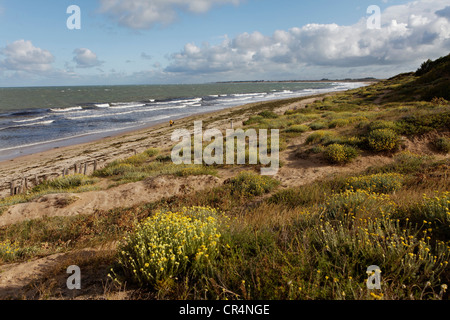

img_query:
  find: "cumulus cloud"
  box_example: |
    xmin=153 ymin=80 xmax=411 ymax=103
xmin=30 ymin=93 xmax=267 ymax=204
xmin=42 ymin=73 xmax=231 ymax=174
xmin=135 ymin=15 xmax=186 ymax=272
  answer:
xmin=0 ymin=40 xmax=55 ymax=73
xmin=436 ymin=6 xmax=450 ymax=20
xmin=165 ymin=0 xmax=450 ymax=79
xmin=73 ymin=48 xmax=103 ymax=68
xmin=99 ymin=0 xmax=241 ymax=29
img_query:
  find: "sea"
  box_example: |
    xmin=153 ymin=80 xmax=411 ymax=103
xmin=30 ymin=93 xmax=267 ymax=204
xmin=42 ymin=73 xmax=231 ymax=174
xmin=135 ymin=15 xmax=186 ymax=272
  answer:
xmin=0 ymin=82 xmax=367 ymax=161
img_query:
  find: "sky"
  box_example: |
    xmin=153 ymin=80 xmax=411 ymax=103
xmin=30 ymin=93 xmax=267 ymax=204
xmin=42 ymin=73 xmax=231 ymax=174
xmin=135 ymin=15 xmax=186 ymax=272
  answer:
xmin=0 ymin=0 xmax=449 ymax=87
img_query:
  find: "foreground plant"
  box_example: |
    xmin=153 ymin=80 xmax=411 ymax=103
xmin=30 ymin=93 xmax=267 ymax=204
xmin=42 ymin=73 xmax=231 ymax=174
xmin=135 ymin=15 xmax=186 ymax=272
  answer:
xmin=113 ymin=206 xmax=225 ymax=287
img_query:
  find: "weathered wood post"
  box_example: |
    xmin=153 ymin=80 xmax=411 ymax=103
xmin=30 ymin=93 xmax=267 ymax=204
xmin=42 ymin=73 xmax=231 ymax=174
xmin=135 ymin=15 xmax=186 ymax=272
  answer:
xmin=24 ymin=177 xmax=28 ymax=192
xmin=83 ymin=163 xmax=87 ymax=175
xmin=35 ymin=174 xmax=39 ymax=186
xmin=10 ymin=181 xmax=16 ymax=196
xmin=74 ymin=163 xmax=78 ymax=174
xmin=94 ymin=160 xmax=98 ymax=172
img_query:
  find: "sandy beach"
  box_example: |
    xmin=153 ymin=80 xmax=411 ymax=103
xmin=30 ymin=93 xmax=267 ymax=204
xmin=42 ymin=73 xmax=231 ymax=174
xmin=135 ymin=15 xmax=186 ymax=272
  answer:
xmin=0 ymin=93 xmax=332 ymax=199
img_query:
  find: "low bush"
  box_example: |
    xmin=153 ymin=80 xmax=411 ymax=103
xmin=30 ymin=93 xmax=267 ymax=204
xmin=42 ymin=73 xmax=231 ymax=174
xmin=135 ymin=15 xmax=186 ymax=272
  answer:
xmin=144 ymin=148 xmax=159 ymax=157
xmin=367 ymin=128 xmax=400 ymax=152
xmin=321 ymin=189 xmax=397 ymax=221
xmin=345 ymin=173 xmax=405 ymax=194
xmin=434 ymin=137 xmax=450 ymax=153
xmin=328 ymin=118 xmax=350 ymax=128
xmin=323 ymin=144 xmax=359 ymax=164
xmin=229 ymin=171 xmax=279 ymax=197
xmin=33 ymin=174 xmax=97 ymax=192
xmin=309 ymin=121 xmax=328 ymax=130
xmin=258 ymin=111 xmax=279 ymax=119
xmin=114 ymin=206 xmax=224 ymax=287
xmin=285 ymin=124 xmax=310 ymax=133
xmin=306 ymin=130 xmax=336 ymax=145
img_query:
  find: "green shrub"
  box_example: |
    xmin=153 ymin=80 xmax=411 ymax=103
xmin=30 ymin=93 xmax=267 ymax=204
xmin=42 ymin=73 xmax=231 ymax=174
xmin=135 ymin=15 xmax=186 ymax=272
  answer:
xmin=323 ymin=144 xmax=359 ymax=164
xmin=243 ymin=115 xmax=264 ymax=126
xmin=328 ymin=118 xmax=350 ymax=128
xmin=321 ymin=189 xmax=397 ymax=220
xmin=367 ymin=128 xmax=400 ymax=152
xmin=229 ymin=171 xmax=279 ymax=197
xmin=412 ymin=192 xmax=450 ymax=225
xmin=345 ymin=173 xmax=404 ymax=193
xmin=94 ymin=162 xmax=135 ymax=177
xmin=144 ymin=148 xmax=159 ymax=157
xmin=368 ymin=120 xmax=398 ymax=131
xmin=156 ymin=155 xmax=172 ymax=162
xmin=175 ymin=165 xmax=218 ymax=177
xmin=258 ymin=111 xmax=279 ymax=119
xmin=124 ymin=153 xmax=149 ymax=166
xmin=115 ymin=206 xmax=223 ymax=286
xmin=306 ymin=130 xmax=336 ymax=145
xmin=434 ymin=137 xmax=450 ymax=153
xmin=309 ymin=121 xmax=327 ymax=130
xmin=396 ymin=112 xmax=450 ymax=135
xmin=34 ymin=174 xmax=96 ymax=192
xmin=285 ymin=124 xmax=310 ymax=133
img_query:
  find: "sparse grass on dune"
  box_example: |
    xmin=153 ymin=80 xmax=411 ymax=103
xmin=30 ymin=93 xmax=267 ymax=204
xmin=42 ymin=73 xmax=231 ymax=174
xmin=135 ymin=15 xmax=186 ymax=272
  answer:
xmin=0 ymin=174 xmax=99 ymax=214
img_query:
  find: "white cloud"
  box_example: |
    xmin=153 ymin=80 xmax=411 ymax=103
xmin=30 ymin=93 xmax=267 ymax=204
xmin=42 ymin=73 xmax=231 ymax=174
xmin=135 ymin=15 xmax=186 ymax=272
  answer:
xmin=0 ymin=40 xmax=54 ymax=73
xmin=99 ymin=0 xmax=241 ymax=29
xmin=73 ymin=48 xmax=103 ymax=68
xmin=165 ymin=0 xmax=450 ymax=79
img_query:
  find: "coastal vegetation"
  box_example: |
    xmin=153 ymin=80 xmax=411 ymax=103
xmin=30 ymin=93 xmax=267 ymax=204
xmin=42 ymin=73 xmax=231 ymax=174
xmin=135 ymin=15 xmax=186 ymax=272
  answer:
xmin=0 ymin=54 xmax=449 ymax=300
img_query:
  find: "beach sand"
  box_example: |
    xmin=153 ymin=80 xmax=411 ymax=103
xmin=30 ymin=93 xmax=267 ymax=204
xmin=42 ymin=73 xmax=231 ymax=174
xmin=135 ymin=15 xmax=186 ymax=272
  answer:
xmin=0 ymin=93 xmax=331 ymax=199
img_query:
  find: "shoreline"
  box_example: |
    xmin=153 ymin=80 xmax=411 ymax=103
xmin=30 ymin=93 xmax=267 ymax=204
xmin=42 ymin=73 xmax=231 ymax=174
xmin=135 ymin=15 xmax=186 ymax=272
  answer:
xmin=0 ymin=90 xmax=342 ymax=198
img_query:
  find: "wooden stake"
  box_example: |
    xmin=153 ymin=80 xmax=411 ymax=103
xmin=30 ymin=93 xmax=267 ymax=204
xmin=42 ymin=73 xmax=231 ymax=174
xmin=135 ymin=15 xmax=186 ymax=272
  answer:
xmin=83 ymin=163 xmax=87 ymax=175
xmin=10 ymin=181 xmax=15 ymax=196
xmin=94 ymin=160 xmax=98 ymax=172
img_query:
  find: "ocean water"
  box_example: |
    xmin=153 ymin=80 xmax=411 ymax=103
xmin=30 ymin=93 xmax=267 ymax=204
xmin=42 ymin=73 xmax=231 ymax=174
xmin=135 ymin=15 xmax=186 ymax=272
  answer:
xmin=0 ymin=82 xmax=366 ymax=161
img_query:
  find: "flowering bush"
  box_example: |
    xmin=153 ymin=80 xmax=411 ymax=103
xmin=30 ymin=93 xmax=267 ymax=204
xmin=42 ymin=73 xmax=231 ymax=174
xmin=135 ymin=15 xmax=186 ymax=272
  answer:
xmin=416 ymin=192 xmax=450 ymax=225
xmin=322 ymin=189 xmax=397 ymax=220
xmin=323 ymin=144 xmax=359 ymax=164
xmin=345 ymin=173 xmax=404 ymax=193
xmin=115 ymin=206 xmax=224 ymax=286
xmin=285 ymin=124 xmax=310 ymax=133
xmin=229 ymin=171 xmax=279 ymax=197
xmin=0 ymin=240 xmax=20 ymax=262
xmin=367 ymin=128 xmax=400 ymax=152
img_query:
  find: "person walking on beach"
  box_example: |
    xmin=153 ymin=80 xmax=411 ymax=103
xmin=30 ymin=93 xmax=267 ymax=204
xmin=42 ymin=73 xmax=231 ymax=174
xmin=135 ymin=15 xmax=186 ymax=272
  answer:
xmin=170 ymin=120 xmax=174 ymax=127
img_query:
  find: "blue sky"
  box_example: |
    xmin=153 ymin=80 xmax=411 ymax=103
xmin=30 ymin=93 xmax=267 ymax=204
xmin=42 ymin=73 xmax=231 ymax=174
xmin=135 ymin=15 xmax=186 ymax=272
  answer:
xmin=0 ymin=0 xmax=449 ymax=86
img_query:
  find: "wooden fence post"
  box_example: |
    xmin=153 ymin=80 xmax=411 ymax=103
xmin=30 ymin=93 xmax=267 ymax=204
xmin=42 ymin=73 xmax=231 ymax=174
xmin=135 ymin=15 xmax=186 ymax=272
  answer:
xmin=10 ymin=181 xmax=15 ymax=196
xmin=83 ymin=163 xmax=87 ymax=175
xmin=94 ymin=160 xmax=98 ymax=172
